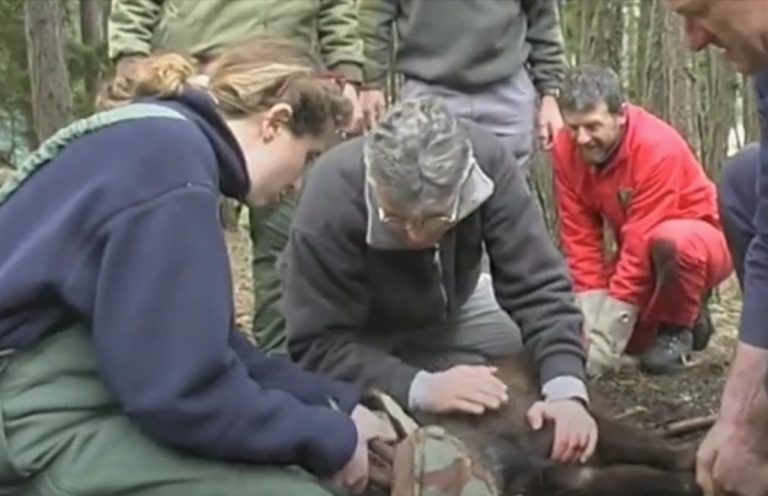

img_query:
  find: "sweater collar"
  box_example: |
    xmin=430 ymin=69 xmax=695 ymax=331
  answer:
xmin=151 ymin=89 xmax=250 ymax=200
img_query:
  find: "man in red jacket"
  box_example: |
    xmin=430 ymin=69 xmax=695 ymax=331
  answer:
xmin=551 ymin=65 xmax=732 ymax=377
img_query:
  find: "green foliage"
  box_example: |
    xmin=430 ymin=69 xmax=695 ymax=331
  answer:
xmin=67 ymin=34 xmax=110 ymax=116
xmin=0 ymin=0 xmax=109 ymax=167
xmin=0 ymin=0 xmax=33 ymax=166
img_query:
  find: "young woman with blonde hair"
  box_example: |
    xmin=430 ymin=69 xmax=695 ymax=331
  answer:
xmin=0 ymin=37 xmax=385 ymax=496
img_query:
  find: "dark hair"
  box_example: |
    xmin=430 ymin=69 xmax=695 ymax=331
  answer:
xmin=559 ymin=65 xmax=625 ymax=114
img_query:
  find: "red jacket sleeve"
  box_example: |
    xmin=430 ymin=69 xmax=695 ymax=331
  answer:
xmin=609 ymin=154 xmax=681 ymax=305
xmin=552 ymin=148 xmax=608 ymax=292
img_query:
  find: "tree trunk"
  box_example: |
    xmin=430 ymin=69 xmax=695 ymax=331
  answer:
xmin=664 ymin=11 xmax=698 ymax=152
xmin=102 ymin=0 xmax=112 ymax=42
xmin=694 ymin=51 xmax=738 ymax=177
xmin=742 ymin=74 xmax=762 ymax=147
xmin=24 ymin=0 xmax=73 ymax=143
xmin=80 ymin=0 xmax=105 ymax=105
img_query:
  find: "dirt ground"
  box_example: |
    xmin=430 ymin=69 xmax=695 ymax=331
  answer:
xmin=224 ymin=223 xmax=740 ymax=435
xmin=590 ymin=280 xmax=739 ymax=432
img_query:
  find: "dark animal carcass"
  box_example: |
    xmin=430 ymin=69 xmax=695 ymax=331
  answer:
xmin=409 ymin=353 xmax=702 ymax=496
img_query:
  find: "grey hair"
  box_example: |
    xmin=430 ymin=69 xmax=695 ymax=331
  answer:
xmin=559 ymin=65 xmax=625 ymax=114
xmin=364 ymin=96 xmax=471 ymax=209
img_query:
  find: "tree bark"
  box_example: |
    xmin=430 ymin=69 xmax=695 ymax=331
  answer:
xmin=742 ymin=74 xmax=762 ymax=147
xmin=80 ymin=0 xmax=105 ymax=105
xmin=24 ymin=0 xmax=74 ymax=143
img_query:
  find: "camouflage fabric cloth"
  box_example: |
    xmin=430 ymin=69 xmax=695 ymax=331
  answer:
xmin=363 ymin=391 xmax=499 ymax=496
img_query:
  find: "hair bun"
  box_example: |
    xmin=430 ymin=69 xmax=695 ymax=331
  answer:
xmin=96 ymin=52 xmax=198 ymax=110
xmin=133 ymin=53 xmax=197 ymax=98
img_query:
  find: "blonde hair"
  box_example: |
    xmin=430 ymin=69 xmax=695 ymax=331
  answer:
xmin=97 ymin=36 xmax=352 ymax=137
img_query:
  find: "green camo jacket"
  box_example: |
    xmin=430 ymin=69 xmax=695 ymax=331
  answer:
xmin=108 ymin=0 xmax=364 ymax=82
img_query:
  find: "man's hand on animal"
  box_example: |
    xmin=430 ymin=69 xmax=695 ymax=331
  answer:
xmin=527 ymin=398 xmax=599 ymax=465
xmin=696 ymin=418 xmax=768 ymax=496
xmin=695 ymin=344 xmax=768 ymax=496
xmin=537 ymin=94 xmax=564 ymax=151
xmin=410 ymin=365 xmax=509 ymax=415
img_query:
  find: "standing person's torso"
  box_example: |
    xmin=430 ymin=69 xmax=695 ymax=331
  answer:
xmin=554 ymin=104 xmax=721 ymax=242
xmin=153 ymin=0 xmax=323 ymax=58
xmin=393 ymin=0 xmax=531 ymax=89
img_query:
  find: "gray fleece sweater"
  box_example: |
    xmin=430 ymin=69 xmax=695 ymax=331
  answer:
xmin=358 ymin=0 xmax=566 ymax=91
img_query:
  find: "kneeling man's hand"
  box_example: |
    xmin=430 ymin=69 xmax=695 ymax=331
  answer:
xmin=527 ymin=399 xmax=598 ymax=464
xmin=413 ymin=365 xmax=509 ymax=415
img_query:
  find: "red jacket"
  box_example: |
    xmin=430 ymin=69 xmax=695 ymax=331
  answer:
xmin=551 ymin=104 xmax=720 ymax=306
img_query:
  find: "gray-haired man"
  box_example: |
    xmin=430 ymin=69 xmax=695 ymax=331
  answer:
xmin=280 ymin=97 xmax=598 ymax=464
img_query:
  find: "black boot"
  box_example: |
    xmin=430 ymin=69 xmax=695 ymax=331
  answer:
xmin=640 ymin=326 xmax=693 ymax=375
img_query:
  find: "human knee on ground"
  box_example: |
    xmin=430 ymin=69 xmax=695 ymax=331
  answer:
xmin=623 ymin=219 xmax=731 ymax=374
xmin=645 ymin=219 xmax=731 ymax=327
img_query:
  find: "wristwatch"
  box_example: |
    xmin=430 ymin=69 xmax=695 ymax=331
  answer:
xmin=541 ymin=88 xmax=561 ymax=99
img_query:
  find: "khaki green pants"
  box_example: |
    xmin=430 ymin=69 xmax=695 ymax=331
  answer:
xmin=0 ymin=327 xmax=335 ymax=496
xmin=249 ymin=198 xmax=295 ymax=355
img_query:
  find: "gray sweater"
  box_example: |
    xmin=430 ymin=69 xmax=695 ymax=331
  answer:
xmin=358 ymin=0 xmax=566 ymax=91
xmin=280 ymin=122 xmax=586 ymax=406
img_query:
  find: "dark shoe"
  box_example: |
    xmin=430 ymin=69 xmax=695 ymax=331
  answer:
xmin=640 ymin=329 xmax=693 ymax=375
xmin=692 ymin=299 xmax=715 ymax=351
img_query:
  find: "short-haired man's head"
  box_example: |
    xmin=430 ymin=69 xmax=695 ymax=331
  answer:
xmin=559 ymin=65 xmax=628 ymax=165
xmin=560 ymin=65 xmax=625 ymax=115
xmin=365 ymin=97 xmax=471 ymax=246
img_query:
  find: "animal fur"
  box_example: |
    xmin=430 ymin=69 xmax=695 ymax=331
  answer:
xmin=411 ymin=353 xmax=701 ymax=496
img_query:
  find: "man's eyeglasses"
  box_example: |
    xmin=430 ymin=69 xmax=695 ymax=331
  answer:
xmin=369 ymin=150 xmax=475 ymax=232
xmin=377 ymin=193 xmax=460 ymax=232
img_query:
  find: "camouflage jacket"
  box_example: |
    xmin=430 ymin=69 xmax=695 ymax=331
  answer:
xmin=107 ymin=0 xmax=365 ymax=83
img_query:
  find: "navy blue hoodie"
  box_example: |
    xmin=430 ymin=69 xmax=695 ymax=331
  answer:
xmin=741 ymin=69 xmax=768 ymax=352
xmin=0 ymin=90 xmax=360 ymax=477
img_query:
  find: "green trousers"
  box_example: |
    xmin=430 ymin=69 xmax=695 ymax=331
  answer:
xmin=0 ymin=327 xmax=336 ymax=496
xmin=249 ymin=198 xmax=295 ymax=355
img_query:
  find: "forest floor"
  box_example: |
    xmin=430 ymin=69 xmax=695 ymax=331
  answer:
xmin=225 ymin=222 xmax=738 ymax=439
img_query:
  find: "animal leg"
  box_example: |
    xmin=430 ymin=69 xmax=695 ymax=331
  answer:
xmin=531 ymin=464 xmax=702 ymax=496
xmin=593 ymin=414 xmax=695 ymax=470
